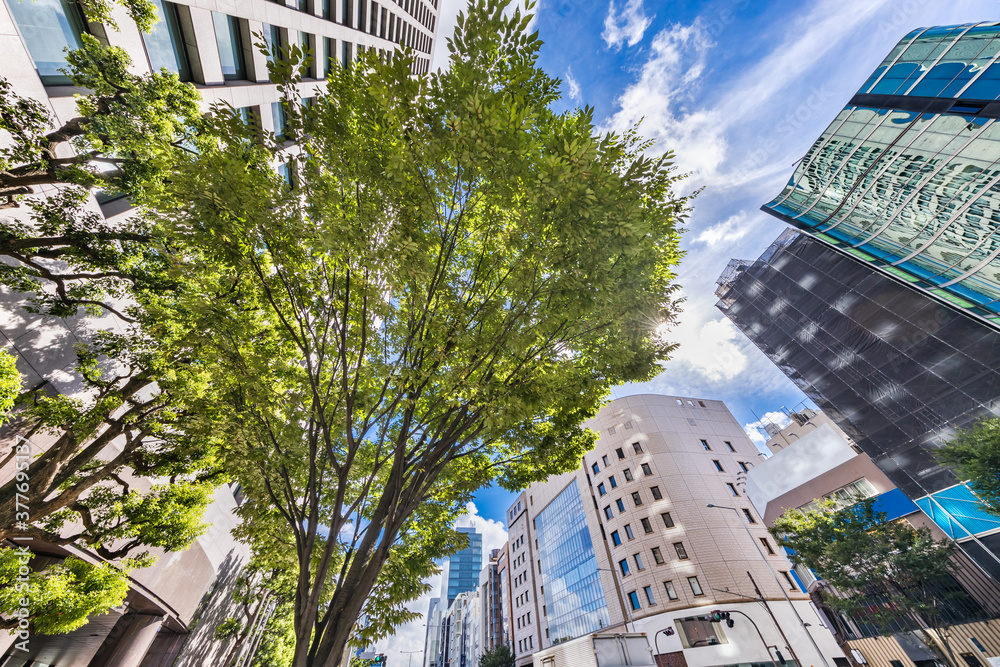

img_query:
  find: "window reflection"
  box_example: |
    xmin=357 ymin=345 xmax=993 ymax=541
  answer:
xmin=8 ymin=0 xmax=88 ymax=85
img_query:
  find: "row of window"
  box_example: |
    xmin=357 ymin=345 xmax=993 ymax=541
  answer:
xmin=515 ymin=610 xmax=531 ymax=628
xmin=617 ymin=540 xmax=689 ymax=577
xmin=10 ymin=0 xmax=430 ymax=87
xmin=701 ymin=438 xmax=737 ymax=452
xmin=595 ymin=463 xmax=654 ymax=495
xmin=712 ymin=459 xmax=752 ymax=473
xmin=627 ymin=576 xmax=705 ymax=612
xmin=602 ymin=486 xmax=667 ymax=518
xmin=517 ymin=635 xmax=534 ymax=652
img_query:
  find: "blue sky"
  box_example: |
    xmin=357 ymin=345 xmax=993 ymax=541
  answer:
xmin=378 ymin=0 xmax=1000 ymax=660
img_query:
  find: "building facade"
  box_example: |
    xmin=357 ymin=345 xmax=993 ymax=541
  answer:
xmin=0 ymin=0 xmax=440 ymax=664
xmin=717 ymin=229 xmax=1000 ymax=578
xmin=747 ymin=407 xmax=1000 ymax=666
xmin=445 ymin=527 xmax=483 ymax=604
xmin=500 ymin=394 xmax=845 ymax=667
xmin=762 ymin=21 xmax=1000 ymax=330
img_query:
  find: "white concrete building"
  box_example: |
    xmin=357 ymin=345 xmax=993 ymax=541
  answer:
xmin=501 ymin=394 xmax=846 ymax=667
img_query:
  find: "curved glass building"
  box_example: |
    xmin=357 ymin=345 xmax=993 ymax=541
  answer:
xmin=764 ymin=22 xmax=1000 ymax=327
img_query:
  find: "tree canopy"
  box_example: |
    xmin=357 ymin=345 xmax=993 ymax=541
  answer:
xmin=937 ymin=418 xmax=1000 ymax=516
xmin=146 ymin=0 xmax=689 ymax=663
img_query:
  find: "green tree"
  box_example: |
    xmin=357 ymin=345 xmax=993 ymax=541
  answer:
xmin=0 ymin=348 xmax=21 ymax=424
xmin=0 ymin=547 xmax=138 ymax=634
xmin=153 ymin=0 xmax=689 ymax=664
xmin=772 ymin=497 xmax=963 ymax=665
xmin=480 ymin=645 xmax=515 ymax=667
xmin=938 ymin=418 xmax=1000 ymax=515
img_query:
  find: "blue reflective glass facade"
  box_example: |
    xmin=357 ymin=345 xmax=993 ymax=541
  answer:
xmin=446 ymin=527 xmax=482 ymax=602
xmin=916 ymin=483 xmax=1000 ymax=539
xmin=535 ymin=480 xmax=610 ymax=645
xmin=764 ymin=22 xmax=1000 ymax=328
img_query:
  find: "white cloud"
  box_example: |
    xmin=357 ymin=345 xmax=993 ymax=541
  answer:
xmin=602 ymin=0 xmax=654 ymax=48
xmin=564 ymin=67 xmax=582 ymax=102
xmin=695 ymin=212 xmax=753 ymax=247
xmin=743 ymin=411 xmax=792 ymax=447
xmin=375 ymin=503 xmax=507 ymax=663
xmin=669 ymin=317 xmax=749 ymax=383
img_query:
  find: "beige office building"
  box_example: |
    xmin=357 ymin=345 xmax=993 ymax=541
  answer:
xmin=501 ymin=394 xmax=846 ymax=667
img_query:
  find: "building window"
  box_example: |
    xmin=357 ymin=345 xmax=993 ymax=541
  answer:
xmin=602 ymin=455 xmax=610 ymax=467
xmin=616 ymin=499 xmax=625 ymax=512
xmin=652 ymin=546 xmax=664 ymax=565
xmin=213 ymin=13 xmax=248 ymax=80
xmin=342 ymin=40 xmax=353 ymax=67
xmin=623 ymin=468 xmax=633 ymax=482
xmin=611 ymin=530 xmax=621 ymax=546
xmin=619 ymin=559 xmax=630 ymax=576
xmin=323 ymin=0 xmax=333 ymax=19
xmin=661 ymin=512 xmax=674 ymax=528
xmin=632 ymin=441 xmax=643 ymax=453
xmin=739 ymin=461 xmax=750 ymax=473
xmin=688 ymin=576 xmax=704 ymax=596
xmin=592 ymin=462 xmax=600 ymax=475
xmin=651 ymin=486 xmax=662 ymax=500
xmin=676 ymin=615 xmax=725 ymax=648
xmin=700 ymin=439 xmax=711 ymax=450
xmin=780 ymin=571 xmax=799 ymax=591
xmin=664 ymin=580 xmax=678 ymax=600
xmin=641 ymin=463 xmax=652 ymax=476
xmin=713 ymin=460 xmax=724 ymax=472
xmin=264 ymin=23 xmax=286 ymax=64
xmin=342 ymin=0 xmax=353 ymax=24
xmin=727 ymin=483 xmax=739 ymax=496
xmin=644 ymin=585 xmax=655 ymax=605
xmin=324 ymin=37 xmax=337 ymax=75
xmin=674 ymin=542 xmax=688 ymax=560
xmin=725 ymin=441 xmax=735 ymax=452
xmin=632 ymin=491 xmax=642 ymax=506
xmin=760 ymin=537 xmax=775 ymax=555
xmin=634 ymin=553 xmax=645 ymax=571
xmin=624 ymin=524 xmax=634 ymax=540
xmin=299 ymin=32 xmax=315 ymax=77
xmin=357 ymin=0 xmax=366 ymax=30
xmin=598 ymin=482 xmax=606 ymax=496
xmin=271 ymin=101 xmax=286 ymax=139
xmin=143 ymin=0 xmax=193 ymax=81
xmin=604 ymin=505 xmax=613 ymax=520
xmin=616 ymin=447 xmax=625 ymax=460
xmin=628 ymin=590 xmax=641 ymax=610
xmin=742 ymin=508 xmax=756 ymax=524
xmin=7 ymin=0 xmax=88 ymax=85
xmin=609 ymin=475 xmax=618 ymax=489
xmin=641 ymin=518 xmax=652 ymax=534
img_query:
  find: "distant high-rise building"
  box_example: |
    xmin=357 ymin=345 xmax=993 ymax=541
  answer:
xmin=445 ymin=527 xmax=483 ymax=603
xmin=762 ymin=21 xmax=1000 ymax=331
xmin=716 ymin=230 xmax=1000 ymax=575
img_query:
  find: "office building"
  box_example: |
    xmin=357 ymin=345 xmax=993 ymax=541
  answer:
xmin=444 ymin=527 xmax=483 ymax=603
xmin=479 ymin=547 xmax=508 ymax=654
xmin=717 ymin=229 xmax=1000 ymax=577
xmin=762 ymin=21 xmax=1000 ymax=330
xmin=0 ymin=0 xmax=439 ymax=664
xmin=500 ymin=394 xmax=845 ymax=667
xmin=747 ymin=407 xmax=1000 ymax=666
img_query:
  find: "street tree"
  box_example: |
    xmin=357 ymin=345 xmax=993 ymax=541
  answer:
xmin=480 ymin=645 xmax=515 ymax=667
xmin=153 ymin=0 xmax=690 ymax=664
xmin=772 ymin=497 xmax=964 ymax=664
xmin=937 ymin=418 xmax=1000 ymax=515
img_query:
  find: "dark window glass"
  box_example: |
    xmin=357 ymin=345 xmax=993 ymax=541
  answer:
xmin=632 ymin=441 xmax=642 ymax=453
xmin=342 ymin=40 xmax=353 ymax=67
xmin=727 ymin=483 xmax=739 ymax=496
xmin=8 ymin=0 xmax=88 ymax=85
xmin=342 ymin=0 xmax=353 ymax=25
xmin=760 ymin=537 xmax=775 ymax=555
xmin=213 ymin=13 xmax=247 ymax=80
xmin=674 ymin=542 xmax=688 ymax=559
xmin=641 ymin=463 xmax=652 ymax=476
xmin=616 ymin=499 xmax=625 ymax=512
xmin=661 ymin=512 xmax=674 ymax=528
xmin=742 ymin=508 xmax=756 ymax=524
xmin=623 ymin=468 xmax=633 ymax=482
xmin=271 ymin=101 xmax=286 ymax=139
xmin=611 ymin=530 xmax=621 ymax=546
xmin=701 ymin=439 xmax=711 ymax=450
xmin=324 ymin=36 xmax=336 ymax=75
xmin=143 ymin=0 xmax=192 ymax=81
xmin=725 ymin=441 xmax=735 ymax=452
xmin=592 ymin=462 xmax=599 ymax=475
xmin=604 ymin=505 xmax=613 ymax=520
xmin=641 ymin=518 xmax=652 ymax=534
xmin=631 ymin=491 xmax=642 ymax=506
xmin=651 ymin=486 xmax=662 ymax=500
xmin=619 ymin=559 xmax=630 ymax=576
xmin=652 ymin=546 xmax=664 ymax=564
xmin=616 ymin=447 xmax=625 ymax=459
xmin=609 ymin=475 xmax=617 ymax=488
xmin=713 ymin=460 xmax=724 ymax=472
xmin=597 ymin=483 xmax=606 ymax=496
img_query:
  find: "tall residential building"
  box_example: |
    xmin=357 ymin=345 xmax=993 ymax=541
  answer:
xmin=716 ymin=230 xmax=1000 ymax=577
xmin=0 ymin=0 xmax=439 ymax=664
xmin=746 ymin=407 xmax=1000 ymax=665
xmin=444 ymin=527 xmax=484 ymax=603
xmin=500 ymin=394 xmax=845 ymax=667
xmin=762 ymin=21 xmax=1000 ymax=330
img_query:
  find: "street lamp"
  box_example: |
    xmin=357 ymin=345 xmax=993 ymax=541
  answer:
xmin=596 ymin=567 xmax=635 ymax=632
xmin=401 ymin=649 xmax=423 ymax=667
xmin=706 ymin=503 xmax=832 ymax=667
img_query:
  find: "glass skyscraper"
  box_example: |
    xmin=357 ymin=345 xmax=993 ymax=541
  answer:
xmin=716 ymin=230 xmax=1000 ymax=576
xmin=763 ymin=22 xmax=1000 ymax=328
xmin=534 ymin=480 xmax=610 ymax=645
xmin=445 ymin=527 xmax=483 ymax=603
